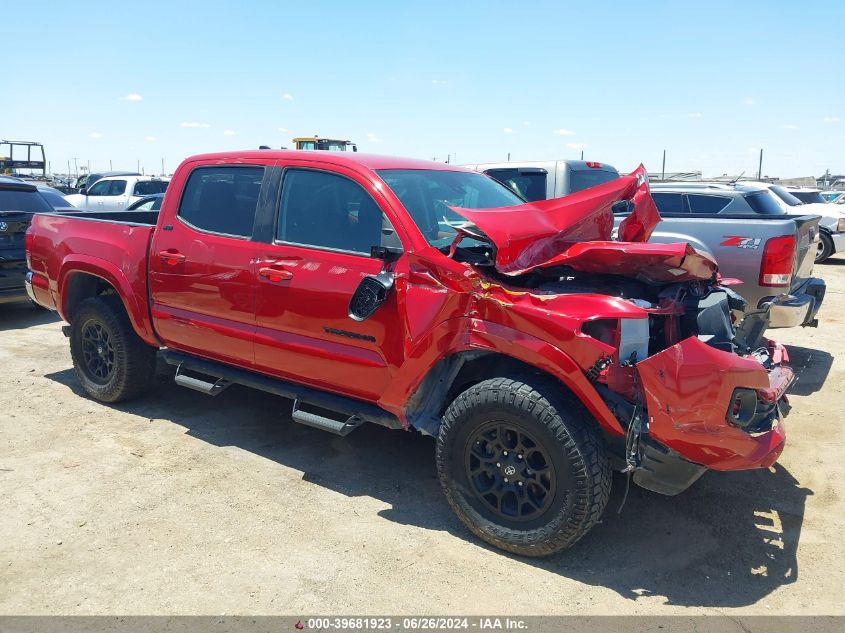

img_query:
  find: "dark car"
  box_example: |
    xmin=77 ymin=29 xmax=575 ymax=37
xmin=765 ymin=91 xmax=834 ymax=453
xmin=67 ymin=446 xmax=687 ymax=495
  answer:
xmin=0 ymin=176 xmax=53 ymax=304
xmin=36 ymin=185 xmax=75 ymax=209
xmin=126 ymin=193 xmax=165 ymax=211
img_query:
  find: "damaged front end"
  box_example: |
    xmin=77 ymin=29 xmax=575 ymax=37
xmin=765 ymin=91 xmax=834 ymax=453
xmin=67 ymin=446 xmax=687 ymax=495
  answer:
xmin=576 ymin=285 xmax=793 ymax=496
xmin=448 ymin=166 xmax=794 ymax=495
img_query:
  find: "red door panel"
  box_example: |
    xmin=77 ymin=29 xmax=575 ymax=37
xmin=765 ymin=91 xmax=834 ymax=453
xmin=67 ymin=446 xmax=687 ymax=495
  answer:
xmin=253 ymin=244 xmax=401 ymax=401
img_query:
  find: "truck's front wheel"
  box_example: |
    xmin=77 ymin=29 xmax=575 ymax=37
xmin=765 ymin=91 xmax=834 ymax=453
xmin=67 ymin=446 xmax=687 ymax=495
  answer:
xmin=436 ymin=377 xmax=611 ymax=556
xmin=69 ymin=295 xmax=156 ymax=403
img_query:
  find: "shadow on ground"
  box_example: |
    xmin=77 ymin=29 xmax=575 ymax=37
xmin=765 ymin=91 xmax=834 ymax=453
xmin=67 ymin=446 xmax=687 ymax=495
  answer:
xmin=785 ymin=345 xmax=834 ymax=396
xmin=0 ymin=302 xmax=60 ymax=332
xmin=44 ymin=359 xmax=813 ymax=609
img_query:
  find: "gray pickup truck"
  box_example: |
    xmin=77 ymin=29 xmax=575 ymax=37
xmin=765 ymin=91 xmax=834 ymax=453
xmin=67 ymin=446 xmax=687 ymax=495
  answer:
xmin=467 ymin=161 xmax=824 ymax=329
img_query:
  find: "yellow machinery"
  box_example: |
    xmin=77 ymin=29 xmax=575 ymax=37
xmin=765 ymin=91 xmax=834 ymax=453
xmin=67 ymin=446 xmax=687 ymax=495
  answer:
xmin=292 ymin=136 xmax=357 ymax=152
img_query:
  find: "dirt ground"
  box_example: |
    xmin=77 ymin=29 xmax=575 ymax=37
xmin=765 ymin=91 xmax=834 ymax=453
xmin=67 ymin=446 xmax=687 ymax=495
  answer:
xmin=1 ymin=260 xmax=843 ymax=616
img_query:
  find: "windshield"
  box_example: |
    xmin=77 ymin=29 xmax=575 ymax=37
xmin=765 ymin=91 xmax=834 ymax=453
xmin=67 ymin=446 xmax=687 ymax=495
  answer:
xmin=377 ymin=169 xmax=523 ymax=248
xmin=790 ymin=191 xmax=826 ymax=204
xmin=769 ymin=185 xmax=804 ymax=207
xmin=0 ymin=189 xmax=54 ymax=213
xmin=745 ymin=191 xmax=787 ymax=215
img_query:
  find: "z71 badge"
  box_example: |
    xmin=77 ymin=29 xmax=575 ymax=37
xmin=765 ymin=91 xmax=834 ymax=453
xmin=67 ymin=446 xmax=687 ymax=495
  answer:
xmin=720 ymin=235 xmax=761 ymax=249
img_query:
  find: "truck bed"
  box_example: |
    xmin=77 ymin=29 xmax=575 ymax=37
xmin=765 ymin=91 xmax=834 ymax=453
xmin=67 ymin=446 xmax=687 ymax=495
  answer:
xmin=27 ymin=211 xmax=160 ymax=344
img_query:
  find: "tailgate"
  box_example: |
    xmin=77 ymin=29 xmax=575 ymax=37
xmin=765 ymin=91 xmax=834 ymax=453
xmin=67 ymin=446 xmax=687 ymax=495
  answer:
xmin=788 ymin=215 xmax=819 ymax=286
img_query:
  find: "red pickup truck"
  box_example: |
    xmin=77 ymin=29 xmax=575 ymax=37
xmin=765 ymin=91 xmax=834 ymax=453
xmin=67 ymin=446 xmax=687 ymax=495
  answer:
xmin=26 ymin=151 xmax=794 ymax=556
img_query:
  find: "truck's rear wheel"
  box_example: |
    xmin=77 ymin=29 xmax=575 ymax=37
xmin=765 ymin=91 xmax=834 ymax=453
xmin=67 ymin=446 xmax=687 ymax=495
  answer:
xmin=816 ymin=232 xmax=834 ymax=263
xmin=69 ymin=295 xmax=156 ymax=403
xmin=436 ymin=377 xmax=610 ymax=557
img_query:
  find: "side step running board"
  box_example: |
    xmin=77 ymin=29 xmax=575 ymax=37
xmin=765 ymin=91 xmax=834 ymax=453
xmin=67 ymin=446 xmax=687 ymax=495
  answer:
xmin=291 ymin=399 xmax=365 ymax=436
xmin=174 ymin=364 xmax=230 ymax=396
xmin=163 ymin=351 xmax=402 ymax=433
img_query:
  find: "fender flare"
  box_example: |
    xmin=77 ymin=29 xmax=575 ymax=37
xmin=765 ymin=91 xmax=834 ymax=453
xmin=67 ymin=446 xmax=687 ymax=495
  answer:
xmin=57 ymin=255 xmax=158 ymax=346
xmin=384 ymin=317 xmax=624 ymax=437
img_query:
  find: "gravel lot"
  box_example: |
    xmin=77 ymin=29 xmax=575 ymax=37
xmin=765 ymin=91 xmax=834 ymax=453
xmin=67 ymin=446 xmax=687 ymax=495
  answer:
xmin=1 ymin=260 xmax=843 ymax=616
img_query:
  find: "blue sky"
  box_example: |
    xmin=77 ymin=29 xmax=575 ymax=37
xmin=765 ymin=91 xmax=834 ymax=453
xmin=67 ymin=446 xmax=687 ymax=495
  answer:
xmin=4 ymin=0 xmax=843 ymax=178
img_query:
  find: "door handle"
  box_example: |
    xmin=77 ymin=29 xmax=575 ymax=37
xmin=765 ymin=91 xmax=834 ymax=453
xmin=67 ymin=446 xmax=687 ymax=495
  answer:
xmin=258 ymin=267 xmax=293 ymax=282
xmin=158 ymin=250 xmax=186 ymax=265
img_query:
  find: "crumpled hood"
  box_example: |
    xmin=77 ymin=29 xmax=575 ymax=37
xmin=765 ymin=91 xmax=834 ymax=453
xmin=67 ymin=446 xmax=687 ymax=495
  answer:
xmin=450 ymin=165 xmax=717 ymax=283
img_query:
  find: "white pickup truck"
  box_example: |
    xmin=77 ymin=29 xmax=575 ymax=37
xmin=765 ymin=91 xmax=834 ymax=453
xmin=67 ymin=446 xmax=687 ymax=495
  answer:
xmin=65 ymin=175 xmax=170 ymax=211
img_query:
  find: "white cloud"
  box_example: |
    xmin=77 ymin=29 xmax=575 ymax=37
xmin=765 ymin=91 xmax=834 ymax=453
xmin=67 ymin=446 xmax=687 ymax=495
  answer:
xmin=743 ymin=97 xmax=756 ymax=106
xmin=431 ymin=79 xmax=446 ymax=85
xmin=567 ymin=142 xmax=588 ymax=150
xmin=689 ymin=112 xmax=702 ymax=118
xmin=121 ymin=93 xmax=143 ymax=102
xmin=144 ymin=136 xmax=156 ymax=142
xmin=89 ymin=132 xmax=103 ymax=139
xmin=278 ymin=127 xmax=289 ymax=132
xmin=366 ymin=132 xmax=384 ymax=143
xmin=746 ymin=147 xmax=760 ymax=154
xmin=554 ymin=128 xmax=576 ymax=136
xmin=823 ymin=116 xmax=840 ymax=123
xmin=180 ymin=122 xmax=211 ymax=128
xmin=522 ymin=121 xmax=531 ymax=126
xmin=503 ymin=127 xmax=514 ymax=134
xmin=223 ymin=129 xmax=236 ymax=136
xmin=781 ymin=124 xmax=799 ymax=130
xmin=282 ymin=93 xmax=294 ymax=101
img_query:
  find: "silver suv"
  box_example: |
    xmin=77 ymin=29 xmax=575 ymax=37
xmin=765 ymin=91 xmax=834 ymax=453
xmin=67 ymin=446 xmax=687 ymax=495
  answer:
xmin=649 ymin=182 xmax=787 ymax=215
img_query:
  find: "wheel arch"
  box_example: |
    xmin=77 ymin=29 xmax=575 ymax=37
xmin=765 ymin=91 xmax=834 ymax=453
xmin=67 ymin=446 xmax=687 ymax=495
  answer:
xmin=58 ymin=258 xmax=158 ymax=346
xmin=402 ymin=328 xmax=625 ymax=439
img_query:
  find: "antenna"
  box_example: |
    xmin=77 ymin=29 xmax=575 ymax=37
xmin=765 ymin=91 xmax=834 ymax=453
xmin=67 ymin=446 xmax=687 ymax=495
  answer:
xmin=729 ymin=171 xmax=745 ymax=185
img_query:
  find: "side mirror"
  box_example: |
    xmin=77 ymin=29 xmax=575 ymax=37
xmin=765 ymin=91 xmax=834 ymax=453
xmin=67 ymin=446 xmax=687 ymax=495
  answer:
xmin=349 ymin=272 xmax=394 ymax=322
xmin=79 ymin=187 xmax=87 ymax=195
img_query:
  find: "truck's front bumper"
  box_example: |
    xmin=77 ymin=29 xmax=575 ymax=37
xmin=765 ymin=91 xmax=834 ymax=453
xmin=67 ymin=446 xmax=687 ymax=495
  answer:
xmin=634 ymin=337 xmax=791 ymax=494
xmin=763 ymin=277 xmax=826 ymax=328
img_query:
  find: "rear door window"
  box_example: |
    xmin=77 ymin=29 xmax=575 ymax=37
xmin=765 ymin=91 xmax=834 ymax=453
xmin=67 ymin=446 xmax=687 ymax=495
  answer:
xmin=483 ymin=168 xmax=546 ymax=202
xmin=651 ymin=192 xmax=687 ymax=214
xmin=107 ymin=180 xmax=127 ymax=196
xmin=745 ymin=192 xmax=787 ymax=215
xmin=686 ymin=194 xmax=731 ymax=214
xmin=133 ymin=180 xmax=168 ymax=196
xmin=177 ymin=166 xmax=265 ymax=237
xmin=568 ymin=167 xmax=619 ymax=193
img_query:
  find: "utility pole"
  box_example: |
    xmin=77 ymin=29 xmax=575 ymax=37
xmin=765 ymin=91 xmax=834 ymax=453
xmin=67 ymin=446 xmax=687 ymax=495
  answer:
xmin=72 ymin=157 xmax=79 ymax=177
xmin=757 ymin=148 xmax=763 ymax=180
xmin=137 ymin=159 xmax=140 ymax=173
xmin=662 ymin=149 xmax=666 ymax=181
xmin=507 ymin=152 xmax=511 ymax=161
xmin=110 ymin=160 xmax=113 ymax=171
xmin=87 ymin=160 xmax=90 ymax=174
xmin=161 ymin=158 xmax=164 ymax=175
xmin=67 ymin=160 xmax=71 ymax=178
xmin=580 ymin=150 xmax=584 ymax=160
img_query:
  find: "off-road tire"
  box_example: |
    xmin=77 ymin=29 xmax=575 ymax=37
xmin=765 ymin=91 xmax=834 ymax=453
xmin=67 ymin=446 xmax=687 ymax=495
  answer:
xmin=816 ymin=232 xmax=834 ymax=263
xmin=69 ymin=295 xmax=156 ymax=403
xmin=436 ymin=376 xmax=611 ymax=557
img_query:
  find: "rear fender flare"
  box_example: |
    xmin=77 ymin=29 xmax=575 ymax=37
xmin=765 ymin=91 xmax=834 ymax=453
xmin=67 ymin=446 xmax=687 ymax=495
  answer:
xmin=58 ymin=256 xmax=157 ymax=346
